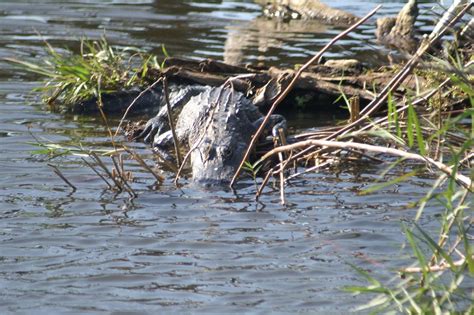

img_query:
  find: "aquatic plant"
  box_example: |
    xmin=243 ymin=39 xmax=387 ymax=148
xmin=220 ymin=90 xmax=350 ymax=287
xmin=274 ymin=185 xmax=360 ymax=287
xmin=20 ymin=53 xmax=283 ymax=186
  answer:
xmin=4 ymin=36 xmax=160 ymax=111
xmin=242 ymin=160 xmax=263 ymax=190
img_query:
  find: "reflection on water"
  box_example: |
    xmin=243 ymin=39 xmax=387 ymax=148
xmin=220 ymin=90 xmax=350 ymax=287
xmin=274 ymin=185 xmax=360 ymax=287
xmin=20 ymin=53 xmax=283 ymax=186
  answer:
xmin=0 ymin=0 xmax=457 ymax=313
xmin=224 ymin=17 xmax=329 ymax=65
xmin=0 ymin=0 xmax=440 ymax=68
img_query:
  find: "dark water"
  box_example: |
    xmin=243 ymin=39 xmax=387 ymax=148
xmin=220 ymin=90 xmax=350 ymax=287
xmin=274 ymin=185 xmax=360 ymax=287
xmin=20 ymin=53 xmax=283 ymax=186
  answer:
xmin=0 ymin=1 xmax=455 ymax=313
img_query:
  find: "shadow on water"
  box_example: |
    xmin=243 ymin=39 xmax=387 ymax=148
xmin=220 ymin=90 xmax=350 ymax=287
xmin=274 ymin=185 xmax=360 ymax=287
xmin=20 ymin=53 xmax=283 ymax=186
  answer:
xmin=0 ymin=0 xmax=454 ymax=313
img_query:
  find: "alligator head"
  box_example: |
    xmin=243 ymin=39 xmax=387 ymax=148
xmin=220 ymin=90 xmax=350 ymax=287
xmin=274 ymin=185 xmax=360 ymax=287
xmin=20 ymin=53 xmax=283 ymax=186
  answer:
xmin=179 ymin=86 xmax=260 ymax=184
xmin=189 ymin=122 xmax=252 ymax=184
xmin=137 ymin=83 xmax=286 ymax=185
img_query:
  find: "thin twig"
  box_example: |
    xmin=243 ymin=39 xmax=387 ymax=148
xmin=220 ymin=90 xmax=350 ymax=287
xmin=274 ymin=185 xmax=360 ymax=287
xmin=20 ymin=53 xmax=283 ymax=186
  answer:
xmin=230 ymin=5 xmax=382 ymax=188
xmin=111 ymin=154 xmax=136 ymax=197
xmin=256 ymin=168 xmax=274 ymax=201
xmin=114 ymin=77 xmax=162 ymax=137
xmin=286 ymin=160 xmax=333 ymax=181
xmin=90 ymin=151 xmax=123 ymax=191
xmin=401 ymin=256 xmax=472 ymax=274
xmin=81 ymin=157 xmax=113 ymax=189
xmin=123 ymin=147 xmax=164 ymax=184
xmin=48 ymin=164 xmax=77 ymax=191
xmin=275 ymin=134 xmax=286 ymax=205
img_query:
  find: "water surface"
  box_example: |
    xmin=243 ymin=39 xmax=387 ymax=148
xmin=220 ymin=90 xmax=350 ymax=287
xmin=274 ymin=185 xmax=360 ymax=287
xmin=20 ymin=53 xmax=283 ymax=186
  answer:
xmin=0 ymin=1 xmax=457 ymax=313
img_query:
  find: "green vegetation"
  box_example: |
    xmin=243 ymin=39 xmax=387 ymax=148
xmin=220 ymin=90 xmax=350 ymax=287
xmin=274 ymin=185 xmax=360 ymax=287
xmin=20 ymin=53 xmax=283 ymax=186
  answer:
xmin=344 ymin=50 xmax=473 ymax=314
xmin=242 ymin=160 xmax=263 ymax=189
xmin=251 ymin=20 xmax=472 ymax=310
xmin=5 ymin=37 xmax=160 ymax=111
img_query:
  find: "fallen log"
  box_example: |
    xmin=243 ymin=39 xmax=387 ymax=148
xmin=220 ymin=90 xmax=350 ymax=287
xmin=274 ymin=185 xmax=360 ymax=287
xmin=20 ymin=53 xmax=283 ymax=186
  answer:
xmin=153 ymin=57 xmax=419 ymax=108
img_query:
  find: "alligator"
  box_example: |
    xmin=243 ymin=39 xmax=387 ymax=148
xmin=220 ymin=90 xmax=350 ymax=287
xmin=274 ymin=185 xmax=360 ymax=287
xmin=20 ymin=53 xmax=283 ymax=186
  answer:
xmin=137 ymin=83 xmax=286 ymax=184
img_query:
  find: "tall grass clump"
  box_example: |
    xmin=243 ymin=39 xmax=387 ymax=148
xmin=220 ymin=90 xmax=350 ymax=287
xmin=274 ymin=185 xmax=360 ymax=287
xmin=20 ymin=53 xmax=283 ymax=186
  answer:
xmin=4 ymin=36 xmax=160 ymax=110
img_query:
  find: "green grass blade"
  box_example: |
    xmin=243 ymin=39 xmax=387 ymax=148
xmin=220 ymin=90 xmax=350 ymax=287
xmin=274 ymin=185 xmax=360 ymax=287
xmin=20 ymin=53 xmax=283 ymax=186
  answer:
xmin=458 ymin=218 xmax=474 ymax=274
xmin=161 ymin=44 xmax=170 ymax=58
xmin=406 ymin=107 xmax=414 ymax=148
xmin=360 ymin=170 xmax=417 ymax=195
xmin=407 ymin=103 xmax=426 ymax=155
xmin=3 ymin=57 xmax=56 ymax=77
xmin=404 ymin=225 xmax=428 ymax=278
xmin=414 ymin=223 xmax=454 ymax=268
xmin=400 ymin=287 xmax=422 ymax=314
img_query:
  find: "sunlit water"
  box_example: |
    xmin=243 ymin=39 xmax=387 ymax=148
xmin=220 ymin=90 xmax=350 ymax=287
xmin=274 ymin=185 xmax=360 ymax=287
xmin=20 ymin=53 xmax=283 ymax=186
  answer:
xmin=0 ymin=1 xmax=461 ymax=313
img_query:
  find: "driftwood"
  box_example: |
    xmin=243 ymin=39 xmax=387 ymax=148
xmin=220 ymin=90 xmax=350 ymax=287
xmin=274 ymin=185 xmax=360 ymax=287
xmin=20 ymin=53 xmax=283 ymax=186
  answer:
xmin=152 ymin=57 xmax=418 ymax=109
xmin=254 ymin=0 xmax=359 ymax=26
xmin=76 ymin=57 xmax=414 ymax=116
xmin=376 ymin=0 xmax=418 ymax=53
xmin=163 ymin=57 xmax=257 ymax=74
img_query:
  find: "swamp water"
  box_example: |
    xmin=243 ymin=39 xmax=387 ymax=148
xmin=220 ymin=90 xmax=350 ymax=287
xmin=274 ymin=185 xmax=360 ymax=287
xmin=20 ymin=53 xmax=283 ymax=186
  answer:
xmin=0 ymin=1 xmax=460 ymax=313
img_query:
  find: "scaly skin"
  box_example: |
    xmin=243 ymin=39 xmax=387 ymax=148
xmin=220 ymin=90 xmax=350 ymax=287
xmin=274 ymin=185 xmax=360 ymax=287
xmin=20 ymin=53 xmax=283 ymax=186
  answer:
xmin=138 ymin=84 xmax=286 ymax=184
